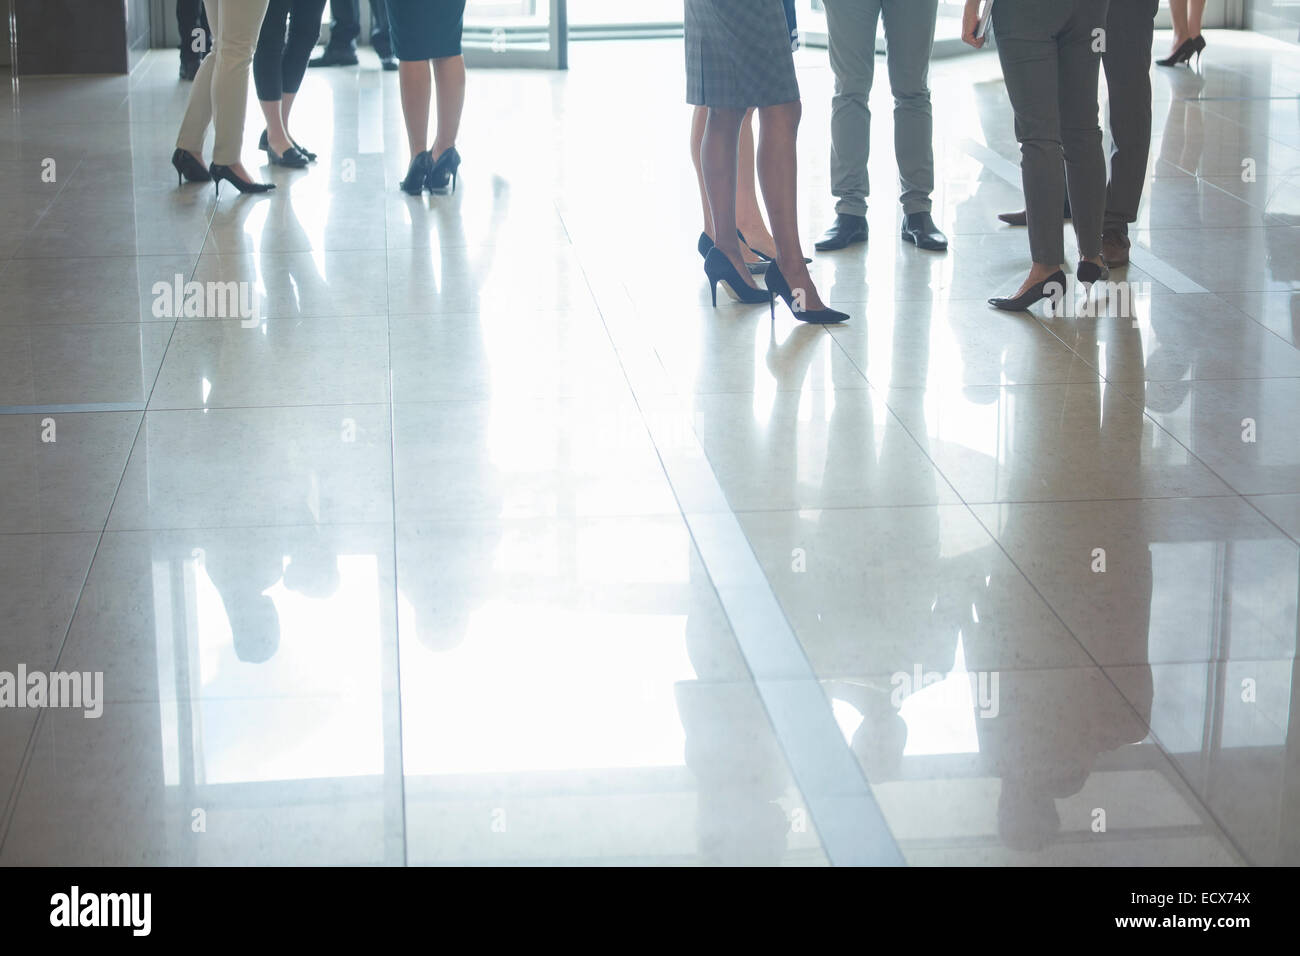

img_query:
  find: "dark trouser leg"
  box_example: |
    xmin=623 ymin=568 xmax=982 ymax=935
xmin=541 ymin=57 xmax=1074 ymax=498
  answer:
xmin=1058 ymin=0 xmax=1110 ymax=260
xmin=1102 ymin=0 xmax=1158 ymax=236
xmin=177 ymin=0 xmax=212 ymax=62
xmin=283 ymin=0 xmax=328 ymax=92
xmin=327 ymin=0 xmax=361 ymax=52
xmin=369 ymin=0 xmax=392 ymax=58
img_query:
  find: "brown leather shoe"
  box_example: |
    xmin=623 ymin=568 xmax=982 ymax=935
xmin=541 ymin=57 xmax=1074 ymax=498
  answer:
xmin=1102 ymin=229 xmax=1131 ymax=268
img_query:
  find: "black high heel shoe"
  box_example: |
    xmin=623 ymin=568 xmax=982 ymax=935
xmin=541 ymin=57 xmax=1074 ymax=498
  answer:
xmin=1076 ymin=260 xmax=1108 ymax=285
xmin=988 ymin=270 xmax=1066 ymax=312
xmin=427 ymin=146 xmax=462 ymax=193
xmin=1156 ymin=37 xmax=1198 ymax=67
xmin=698 ymin=232 xmax=714 ymax=260
xmin=703 ymin=247 xmax=772 ymax=307
xmin=171 ymin=148 xmax=211 ymax=185
xmin=401 ymin=151 xmax=433 ymax=195
xmin=764 ymin=262 xmax=849 ymax=325
xmin=209 ymin=164 xmax=276 ymax=196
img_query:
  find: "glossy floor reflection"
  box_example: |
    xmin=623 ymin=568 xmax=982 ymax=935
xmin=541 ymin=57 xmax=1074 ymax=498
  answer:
xmin=1 ymin=30 xmax=1298 ymax=866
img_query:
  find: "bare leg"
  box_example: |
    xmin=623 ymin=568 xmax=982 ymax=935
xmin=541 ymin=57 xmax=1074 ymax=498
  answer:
xmin=281 ymin=90 xmax=297 ymax=143
xmin=736 ymin=109 xmax=777 ymax=258
xmin=259 ymin=98 xmax=292 ymax=155
xmin=430 ymin=55 xmax=466 ymax=158
xmin=690 ymin=106 xmax=714 ymax=239
xmin=755 ymin=100 xmax=828 ymax=310
xmin=1167 ymin=0 xmax=1189 ymax=54
xmin=398 ymin=60 xmax=432 ymax=159
xmin=1187 ymin=0 xmax=1207 ymax=38
xmin=701 ymin=107 xmax=760 ymax=289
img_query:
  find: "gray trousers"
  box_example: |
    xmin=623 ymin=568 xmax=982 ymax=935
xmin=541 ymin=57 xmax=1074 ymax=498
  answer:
xmin=1103 ymin=0 xmax=1158 ymax=235
xmin=824 ymin=0 xmax=938 ymax=216
xmin=994 ymin=0 xmax=1109 ymax=264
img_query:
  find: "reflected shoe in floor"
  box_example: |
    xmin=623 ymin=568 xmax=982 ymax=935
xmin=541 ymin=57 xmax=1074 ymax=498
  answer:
xmin=814 ymin=213 xmax=868 ymax=251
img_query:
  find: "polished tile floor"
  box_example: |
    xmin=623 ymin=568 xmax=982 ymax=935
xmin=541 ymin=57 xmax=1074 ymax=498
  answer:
xmin=1 ymin=30 xmax=1298 ymax=866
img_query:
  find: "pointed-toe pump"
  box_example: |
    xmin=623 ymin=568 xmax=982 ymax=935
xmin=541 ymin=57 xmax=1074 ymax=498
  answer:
xmin=1156 ymin=37 xmax=1198 ymax=67
xmin=988 ymin=270 xmax=1067 ymax=312
xmin=209 ymin=164 xmax=275 ymax=196
xmin=171 ymin=148 xmax=211 ymax=185
xmin=697 ymin=232 xmax=714 ymax=260
xmin=401 ymin=151 xmax=433 ymax=195
xmin=427 ymin=146 xmax=462 ymax=192
xmin=703 ymin=247 xmax=772 ymax=307
xmin=738 ymin=229 xmax=810 ymax=265
xmin=764 ymin=262 xmax=849 ymax=325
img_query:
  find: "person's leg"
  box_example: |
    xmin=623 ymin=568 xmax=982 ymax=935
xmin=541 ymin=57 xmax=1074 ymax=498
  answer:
xmin=736 ymin=110 xmax=778 ymax=259
xmin=993 ymin=0 xmax=1068 ymax=291
xmin=277 ymin=0 xmax=326 ymax=143
xmin=430 ymin=55 xmax=466 ymax=159
xmin=178 ymin=0 xmax=203 ymax=62
xmin=332 ymin=0 xmax=361 ymax=52
xmin=881 ymin=0 xmax=937 ymax=215
xmin=756 ymin=100 xmax=829 ymax=309
xmin=398 ymin=60 xmax=432 ymax=159
xmin=702 ymin=107 xmax=760 ymax=290
xmin=177 ymin=0 xmax=221 ymax=157
xmin=1166 ymin=0 xmax=1189 ymax=55
xmin=211 ymin=0 xmax=272 ymax=172
xmin=1103 ymin=0 xmax=1158 ymax=240
xmin=1187 ymin=0 xmax=1207 ymax=37
xmin=1058 ymin=0 xmax=1108 ymax=266
xmin=823 ymin=0 xmax=882 ymax=217
xmin=690 ymin=106 xmax=715 ymax=240
xmin=255 ymin=0 xmax=291 ymax=153
xmin=369 ymin=0 xmax=392 ymax=58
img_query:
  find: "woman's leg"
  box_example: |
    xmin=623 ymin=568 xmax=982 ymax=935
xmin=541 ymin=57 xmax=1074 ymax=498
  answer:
xmin=255 ymin=0 xmax=291 ymax=153
xmin=212 ymin=0 xmax=272 ymax=173
xmin=755 ymin=99 xmax=828 ymax=309
xmin=176 ymin=0 xmax=221 ymax=159
xmin=736 ymin=110 xmax=777 ymax=257
xmin=1187 ymin=0 xmax=1207 ymax=37
xmin=701 ymin=106 xmax=759 ymax=289
xmin=430 ymin=54 xmax=466 ymax=158
xmin=277 ymin=0 xmax=327 ymax=144
xmin=1167 ymin=0 xmax=1189 ymax=54
xmin=690 ymin=106 xmax=714 ymax=239
xmin=398 ymin=59 xmax=432 ymax=159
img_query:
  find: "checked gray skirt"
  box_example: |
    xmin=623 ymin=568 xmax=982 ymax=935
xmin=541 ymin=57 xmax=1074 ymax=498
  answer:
xmin=685 ymin=0 xmax=800 ymax=109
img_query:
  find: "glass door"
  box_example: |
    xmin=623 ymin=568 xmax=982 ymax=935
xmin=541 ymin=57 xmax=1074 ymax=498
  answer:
xmin=463 ymin=0 xmax=568 ymax=69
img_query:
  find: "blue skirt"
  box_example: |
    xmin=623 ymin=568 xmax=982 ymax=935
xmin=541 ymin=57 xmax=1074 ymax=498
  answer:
xmin=386 ymin=0 xmax=466 ymax=61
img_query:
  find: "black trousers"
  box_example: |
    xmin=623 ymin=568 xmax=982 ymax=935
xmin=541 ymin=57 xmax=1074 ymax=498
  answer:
xmin=324 ymin=0 xmax=391 ymax=57
xmin=254 ymin=0 xmax=330 ymax=101
xmin=176 ymin=0 xmax=213 ymax=63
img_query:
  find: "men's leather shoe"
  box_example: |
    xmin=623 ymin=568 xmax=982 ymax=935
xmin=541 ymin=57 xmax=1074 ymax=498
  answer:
xmin=901 ymin=211 xmax=948 ymax=251
xmin=381 ymin=55 xmax=399 ymax=71
xmin=815 ymin=213 xmax=868 ymax=252
xmin=179 ymin=58 xmax=201 ymax=81
xmin=309 ymin=48 xmax=359 ymax=67
xmin=1101 ymin=228 xmax=1131 ymax=268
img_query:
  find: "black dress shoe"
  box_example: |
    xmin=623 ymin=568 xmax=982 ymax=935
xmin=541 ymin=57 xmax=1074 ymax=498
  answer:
xmin=901 ymin=212 xmax=948 ymax=251
xmin=179 ymin=58 xmax=201 ymax=81
xmin=814 ymin=213 xmax=868 ymax=252
xmin=380 ymin=56 xmax=399 ymax=71
xmin=998 ymin=200 xmax=1072 ymax=227
xmin=309 ymin=48 xmax=359 ymax=68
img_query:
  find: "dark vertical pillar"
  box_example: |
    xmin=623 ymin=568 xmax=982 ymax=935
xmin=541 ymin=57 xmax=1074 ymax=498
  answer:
xmin=12 ymin=0 xmax=152 ymax=75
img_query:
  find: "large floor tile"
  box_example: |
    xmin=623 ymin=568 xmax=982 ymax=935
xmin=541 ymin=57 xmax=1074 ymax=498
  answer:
xmin=0 ymin=322 xmax=173 ymax=407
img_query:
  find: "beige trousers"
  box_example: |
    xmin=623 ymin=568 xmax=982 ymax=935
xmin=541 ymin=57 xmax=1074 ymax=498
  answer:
xmin=176 ymin=0 xmax=271 ymax=165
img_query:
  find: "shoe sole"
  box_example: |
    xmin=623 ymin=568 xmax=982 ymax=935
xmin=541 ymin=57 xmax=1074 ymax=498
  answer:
xmin=813 ymin=235 xmax=867 ymax=252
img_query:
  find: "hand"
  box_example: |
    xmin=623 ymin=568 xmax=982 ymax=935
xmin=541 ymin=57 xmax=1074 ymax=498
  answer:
xmin=962 ymin=0 xmax=986 ymax=49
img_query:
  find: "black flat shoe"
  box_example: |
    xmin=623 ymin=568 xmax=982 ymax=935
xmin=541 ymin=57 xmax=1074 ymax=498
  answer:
xmin=260 ymin=130 xmax=316 ymax=162
xmin=171 ymin=148 xmax=211 ymax=185
xmin=427 ymin=146 xmax=462 ymax=192
xmin=901 ymin=212 xmax=948 ymax=251
xmin=765 ymin=262 xmax=849 ymax=325
xmin=267 ymin=143 xmax=309 ymax=168
xmin=401 ymin=151 xmax=433 ymax=195
xmin=309 ymin=48 xmax=358 ymax=68
xmin=210 ymin=164 xmax=275 ymax=196
xmin=814 ymin=213 xmax=869 ymax=252
xmin=988 ymin=270 xmax=1067 ymax=312
xmin=703 ymin=247 xmax=772 ymax=306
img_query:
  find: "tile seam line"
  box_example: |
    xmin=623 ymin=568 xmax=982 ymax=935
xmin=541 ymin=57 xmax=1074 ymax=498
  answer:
xmin=564 ymin=236 xmax=903 ymax=866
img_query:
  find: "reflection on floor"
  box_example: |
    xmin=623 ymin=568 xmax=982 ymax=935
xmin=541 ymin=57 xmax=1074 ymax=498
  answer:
xmin=1 ymin=30 xmax=1298 ymax=866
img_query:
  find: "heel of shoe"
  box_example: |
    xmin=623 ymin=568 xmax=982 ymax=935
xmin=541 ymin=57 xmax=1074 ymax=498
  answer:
xmin=709 ymin=280 xmax=718 ymax=308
